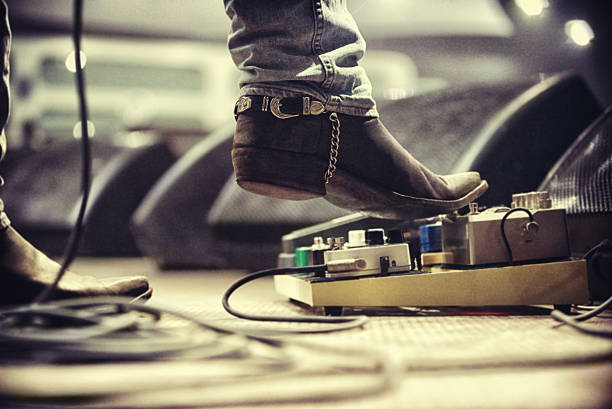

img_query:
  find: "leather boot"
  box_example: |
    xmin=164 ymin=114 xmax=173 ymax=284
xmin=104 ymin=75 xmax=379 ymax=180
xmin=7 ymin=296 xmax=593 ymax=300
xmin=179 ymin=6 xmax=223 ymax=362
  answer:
xmin=231 ymin=96 xmax=488 ymax=220
xmin=0 ymin=221 xmax=151 ymax=306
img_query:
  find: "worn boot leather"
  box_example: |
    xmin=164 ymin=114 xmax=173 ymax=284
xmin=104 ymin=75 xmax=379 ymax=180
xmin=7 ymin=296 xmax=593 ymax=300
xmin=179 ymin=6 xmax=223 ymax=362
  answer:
xmin=0 ymin=226 xmax=151 ymax=306
xmin=232 ymin=109 xmax=488 ymax=219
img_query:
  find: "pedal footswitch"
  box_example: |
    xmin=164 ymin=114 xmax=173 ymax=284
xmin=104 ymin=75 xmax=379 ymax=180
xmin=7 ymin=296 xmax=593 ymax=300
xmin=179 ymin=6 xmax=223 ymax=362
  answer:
xmin=324 ymin=238 xmax=411 ymax=278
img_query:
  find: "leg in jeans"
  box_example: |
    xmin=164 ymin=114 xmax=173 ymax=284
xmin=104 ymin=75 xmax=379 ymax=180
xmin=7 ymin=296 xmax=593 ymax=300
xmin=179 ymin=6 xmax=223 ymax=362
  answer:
xmin=0 ymin=0 xmax=150 ymax=305
xmin=225 ymin=0 xmax=376 ymax=117
xmin=225 ymin=0 xmax=488 ymax=219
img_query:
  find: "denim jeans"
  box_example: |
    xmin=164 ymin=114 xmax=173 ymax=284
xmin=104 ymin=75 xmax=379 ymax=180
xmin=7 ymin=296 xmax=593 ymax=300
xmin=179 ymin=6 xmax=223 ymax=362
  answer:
xmin=224 ymin=0 xmax=378 ymax=117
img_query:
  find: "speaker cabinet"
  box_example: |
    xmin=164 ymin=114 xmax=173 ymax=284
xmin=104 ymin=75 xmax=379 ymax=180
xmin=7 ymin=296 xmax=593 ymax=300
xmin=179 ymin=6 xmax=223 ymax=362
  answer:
xmin=0 ymin=140 xmax=176 ymax=255
xmin=131 ymin=125 xmax=235 ymax=268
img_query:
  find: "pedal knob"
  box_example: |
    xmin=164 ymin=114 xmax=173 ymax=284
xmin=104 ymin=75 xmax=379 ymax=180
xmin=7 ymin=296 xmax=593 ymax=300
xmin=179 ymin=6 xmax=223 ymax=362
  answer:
xmin=347 ymin=230 xmax=366 ymax=248
xmin=419 ymin=223 xmax=442 ymax=253
xmin=387 ymin=229 xmax=404 ymax=244
xmin=366 ymin=229 xmax=385 ymax=245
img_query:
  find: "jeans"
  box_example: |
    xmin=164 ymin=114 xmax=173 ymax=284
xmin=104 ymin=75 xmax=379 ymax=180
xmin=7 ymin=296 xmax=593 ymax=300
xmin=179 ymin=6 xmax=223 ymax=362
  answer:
xmin=224 ymin=0 xmax=378 ymax=117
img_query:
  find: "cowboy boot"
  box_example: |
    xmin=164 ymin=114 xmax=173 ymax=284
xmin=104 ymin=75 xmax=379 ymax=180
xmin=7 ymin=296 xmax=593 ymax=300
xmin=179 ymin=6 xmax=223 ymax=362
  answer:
xmin=0 ymin=216 xmax=151 ymax=306
xmin=231 ymin=96 xmax=488 ymax=220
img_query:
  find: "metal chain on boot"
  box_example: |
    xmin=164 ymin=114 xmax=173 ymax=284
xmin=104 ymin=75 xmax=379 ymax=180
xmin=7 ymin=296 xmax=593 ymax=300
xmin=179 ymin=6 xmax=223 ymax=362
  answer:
xmin=325 ymin=112 xmax=341 ymax=184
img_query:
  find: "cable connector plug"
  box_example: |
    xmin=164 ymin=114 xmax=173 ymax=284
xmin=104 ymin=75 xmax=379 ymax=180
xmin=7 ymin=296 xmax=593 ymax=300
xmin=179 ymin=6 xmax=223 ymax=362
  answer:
xmin=326 ymin=258 xmax=367 ymax=273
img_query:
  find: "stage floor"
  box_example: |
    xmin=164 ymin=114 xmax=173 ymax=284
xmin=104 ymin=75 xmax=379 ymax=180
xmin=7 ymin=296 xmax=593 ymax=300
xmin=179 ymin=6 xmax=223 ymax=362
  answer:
xmin=1 ymin=257 xmax=611 ymax=409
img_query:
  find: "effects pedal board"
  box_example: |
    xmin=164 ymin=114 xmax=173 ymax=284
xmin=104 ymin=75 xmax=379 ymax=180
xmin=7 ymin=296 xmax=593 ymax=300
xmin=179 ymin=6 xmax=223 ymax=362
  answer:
xmin=274 ymin=192 xmax=590 ymax=311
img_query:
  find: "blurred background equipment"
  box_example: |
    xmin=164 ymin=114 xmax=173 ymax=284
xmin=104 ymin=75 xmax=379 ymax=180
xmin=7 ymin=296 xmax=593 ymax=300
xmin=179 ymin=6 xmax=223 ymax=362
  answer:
xmin=131 ymin=125 xmax=235 ymax=268
xmin=3 ymin=0 xmax=610 ymax=266
xmin=132 ymin=72 xmax=602 ymax=270
xmin=538 ymin=107 xmax=612 ymax=300
xmin=449 ymin=72 xmax=601 ymax=206
xmin=0 ymin=139 xmax=176 ymax=255
xmin=8 ymin=36 xmax=237 ymax=146
xmin=3 ymin=7 xmax=238 ymax=256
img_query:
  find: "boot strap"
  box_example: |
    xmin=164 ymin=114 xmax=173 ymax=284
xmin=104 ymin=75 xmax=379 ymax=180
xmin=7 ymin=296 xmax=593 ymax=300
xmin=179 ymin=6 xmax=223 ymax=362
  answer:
xmin=234 ymin=96 xmax=325 ymax=119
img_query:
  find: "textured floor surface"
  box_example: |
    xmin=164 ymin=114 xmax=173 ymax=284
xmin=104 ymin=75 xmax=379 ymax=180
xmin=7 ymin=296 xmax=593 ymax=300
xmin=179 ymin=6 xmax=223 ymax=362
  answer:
xmin=0 ymin=257 xmax=610 ymax=409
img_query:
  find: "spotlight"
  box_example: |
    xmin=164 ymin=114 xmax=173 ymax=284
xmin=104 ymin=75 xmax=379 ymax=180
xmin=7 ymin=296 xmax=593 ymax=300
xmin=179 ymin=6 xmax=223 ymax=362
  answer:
xmin=73 ymin=121 xmax=95 ymax=139
xmin=514 ymin=0 xmax=548 ymax=17
xmin=65 ymin=50 xmax=87 ymax=73
xmin=565 ymin=20 xmax=595 ymax=47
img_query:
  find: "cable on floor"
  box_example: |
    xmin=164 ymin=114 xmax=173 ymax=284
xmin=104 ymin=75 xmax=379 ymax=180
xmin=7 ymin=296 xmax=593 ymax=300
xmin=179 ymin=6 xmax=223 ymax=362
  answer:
xmin=222 ymin=264 xmax=369 ymax=334
xmin=0 ymin=296 xmax=395 ymax=406
xmin=550 ymin=240 xmax=612 ymax=338
xmin=551 ymin=296 xmax=612 ymax=338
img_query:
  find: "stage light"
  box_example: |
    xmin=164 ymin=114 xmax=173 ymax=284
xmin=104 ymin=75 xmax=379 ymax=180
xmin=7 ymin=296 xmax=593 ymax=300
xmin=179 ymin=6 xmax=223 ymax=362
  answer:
xmin=65 ymin=50 xmax=87 ymax=73
xmin=383 ymin=87 xmax=413 ymax=100
xmin=514 ymin=0 xmax=548 ymax=17
xmin=565 ymin=20 xmax=595 ymax=46
xmin=73 ymin=120 xmax=95 ymax=139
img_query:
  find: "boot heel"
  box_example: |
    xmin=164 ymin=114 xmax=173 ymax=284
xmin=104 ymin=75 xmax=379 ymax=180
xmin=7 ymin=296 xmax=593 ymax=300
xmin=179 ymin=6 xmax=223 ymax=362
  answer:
xmin=232 ymin=147 xmax=327 ymax=200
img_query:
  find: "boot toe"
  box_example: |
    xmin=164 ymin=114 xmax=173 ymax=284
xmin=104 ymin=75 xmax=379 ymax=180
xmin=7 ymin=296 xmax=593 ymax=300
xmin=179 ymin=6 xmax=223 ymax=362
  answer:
xmin=102 ymin=276 xmax=151 ymax=298
xmin=442 ymin=171 xmax=483 ymax=197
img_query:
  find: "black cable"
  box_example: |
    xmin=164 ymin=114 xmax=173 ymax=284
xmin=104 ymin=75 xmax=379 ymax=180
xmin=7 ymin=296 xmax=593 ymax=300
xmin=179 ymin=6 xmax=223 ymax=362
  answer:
xmin=551 ymin=295 xmax=612 ymax=338
xmin=500 ymin=207 xmax=534 ymax=263
xmin=582 ymin=239 xmax=611 ymax=259
xmin=548 ymin=240 xmax=612 ymax=338
xmin=0 ymin=298 xmax=394 ymax=405
xmin=566 ymin=296 xmax=612 ymax=322
xmin=222 ymin=265 xmax=369 ymax=333
xmin=0 ymin=297 xmax=264 ymax=362
xmin=32 ymin=0 xmax=91 ymax=304
xmin=499 ymin=212 xmax=612 ymax=336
